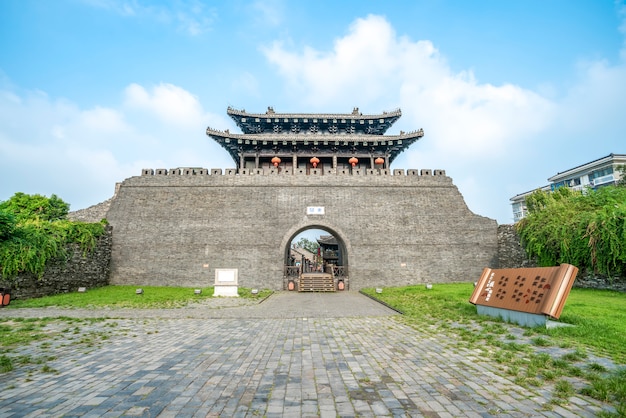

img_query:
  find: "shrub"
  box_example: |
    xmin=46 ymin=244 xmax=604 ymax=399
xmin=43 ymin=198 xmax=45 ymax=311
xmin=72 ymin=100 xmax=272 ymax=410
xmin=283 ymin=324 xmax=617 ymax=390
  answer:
xmin=0 ymin=210 xmax=16 ymax=241
xmin=0 ymin=193 xmax=106 ymax=280
xmin=516 ymin=186 xmax=626 ymax=277
xmin=0 ymin=192 xmax=69 ymax=222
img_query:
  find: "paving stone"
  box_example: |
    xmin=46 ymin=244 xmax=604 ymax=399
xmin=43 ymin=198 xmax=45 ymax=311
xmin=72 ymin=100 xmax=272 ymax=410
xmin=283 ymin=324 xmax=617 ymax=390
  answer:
xmin=0 ymin=292 xmax=617 ymax=417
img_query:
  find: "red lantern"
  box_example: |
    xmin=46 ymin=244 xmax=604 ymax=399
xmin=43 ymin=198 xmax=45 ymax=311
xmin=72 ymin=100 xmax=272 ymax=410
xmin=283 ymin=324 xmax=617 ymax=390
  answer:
xmin=374 ymin=157 xmax=384 ymax=165
xmin=310 ymin=157 xmax=320 ymax=168
xmin=349 ymin=157 xmax=358 ymax=167
xmin=271 ymin=156 xmax=281 ymax=167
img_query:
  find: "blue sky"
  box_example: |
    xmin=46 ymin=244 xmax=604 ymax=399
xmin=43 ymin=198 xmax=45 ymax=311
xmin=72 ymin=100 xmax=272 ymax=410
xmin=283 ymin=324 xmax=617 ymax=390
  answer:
xmin=1 ymin=0 xmax=625 ymax=224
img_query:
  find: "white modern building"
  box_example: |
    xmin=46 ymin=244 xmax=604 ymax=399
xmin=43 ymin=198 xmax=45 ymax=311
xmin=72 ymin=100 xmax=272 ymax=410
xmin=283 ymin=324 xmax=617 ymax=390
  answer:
xmin=510 ymin=153 xmax=626 ymax=222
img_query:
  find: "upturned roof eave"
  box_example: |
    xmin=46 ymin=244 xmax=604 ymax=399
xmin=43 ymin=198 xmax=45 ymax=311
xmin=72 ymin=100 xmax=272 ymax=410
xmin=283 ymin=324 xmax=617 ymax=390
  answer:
xmin=205 ymin=128 xmax=424 ymax=142
xmin=226 ymin=106 xmax=402 ymax=120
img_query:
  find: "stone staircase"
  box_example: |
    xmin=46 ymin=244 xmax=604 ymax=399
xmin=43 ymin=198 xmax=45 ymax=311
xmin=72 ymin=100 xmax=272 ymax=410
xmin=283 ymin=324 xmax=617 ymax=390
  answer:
xmin=298 ymin=273 xmax=335 ymax=292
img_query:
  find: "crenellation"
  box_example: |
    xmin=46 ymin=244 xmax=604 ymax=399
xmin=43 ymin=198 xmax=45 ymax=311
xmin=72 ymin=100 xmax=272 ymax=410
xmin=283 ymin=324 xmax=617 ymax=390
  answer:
xmin=108 ymin=168 xmax=494 ymax=290
xmin=106 ymin=107 xmax=496 ymax=291
xmin=133 ymin=167 xmax=454 ymax=178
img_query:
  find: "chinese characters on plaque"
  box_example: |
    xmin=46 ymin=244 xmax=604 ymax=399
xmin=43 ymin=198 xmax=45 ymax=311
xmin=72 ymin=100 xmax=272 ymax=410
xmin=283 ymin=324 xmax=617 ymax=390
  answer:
xmin=469 ymin=264 xmax=578 ymax=319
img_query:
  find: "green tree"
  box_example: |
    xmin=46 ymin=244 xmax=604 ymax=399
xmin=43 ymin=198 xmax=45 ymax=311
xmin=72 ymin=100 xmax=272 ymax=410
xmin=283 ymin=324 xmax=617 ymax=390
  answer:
xmin=0 ymin=210 xmax=16 ymax=241
xmin=296 ymin=237 xmax=319 ymax=253
xmin=516 ymin=185 xmax=626 ymax=277
xmin=525 ymin=187 xmax=578 ymax=215
xmin=0 ymin=193 xmax=69 ymax=222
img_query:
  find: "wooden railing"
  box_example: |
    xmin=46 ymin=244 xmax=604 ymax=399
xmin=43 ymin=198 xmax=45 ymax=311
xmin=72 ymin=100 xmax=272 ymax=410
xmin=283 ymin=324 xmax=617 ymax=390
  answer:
xmin=284 ymin=266 xmax=300 ymax=279
xmin=284 ymin=265 xmax=349 ymax=290
xmin=334 ymin=266 xmax=348 ymax=278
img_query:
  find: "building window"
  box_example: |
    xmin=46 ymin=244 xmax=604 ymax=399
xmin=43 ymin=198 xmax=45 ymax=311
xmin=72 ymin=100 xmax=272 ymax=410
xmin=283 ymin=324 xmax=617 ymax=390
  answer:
xmin=589 ymin=167 xmax=613 ymax=180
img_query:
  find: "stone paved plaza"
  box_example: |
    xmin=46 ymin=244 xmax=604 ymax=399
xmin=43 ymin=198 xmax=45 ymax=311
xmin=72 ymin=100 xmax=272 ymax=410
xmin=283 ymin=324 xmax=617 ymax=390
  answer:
xmin=0 ymin=292 xmax=612 ymax=417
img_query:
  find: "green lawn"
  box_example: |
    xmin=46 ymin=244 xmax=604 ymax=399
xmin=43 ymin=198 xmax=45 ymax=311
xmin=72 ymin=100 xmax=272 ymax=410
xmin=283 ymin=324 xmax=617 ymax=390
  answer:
xmin=362 ymin=283 xmax=626 ymax=416
xmin=363 ymin=283 xmax=626 ymax=364
xmin=7 ymin=285 xmax=272 ymax=309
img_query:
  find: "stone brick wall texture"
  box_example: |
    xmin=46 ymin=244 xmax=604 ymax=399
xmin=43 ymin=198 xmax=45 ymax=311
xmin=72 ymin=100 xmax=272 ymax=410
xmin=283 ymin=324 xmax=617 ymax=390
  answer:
xmin=67 ymin=197 xmax=113 ymax=223
xmin=4 ymin=179 xmax=624 ymax=299
xmin=0 ymin=227 xmax=112 ymax=300
xmin=497 ymin=224 xmax=537 ymax=269
xmin=106 ymin=170 xmax=498 ymax=290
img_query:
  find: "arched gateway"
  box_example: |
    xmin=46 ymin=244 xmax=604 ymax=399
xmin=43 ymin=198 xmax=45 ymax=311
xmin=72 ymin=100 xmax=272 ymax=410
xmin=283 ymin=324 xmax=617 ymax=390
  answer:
xmin=106 ymin=107 xmax=497 ymax=291
xmin=283 ymin=224 xmax=350 ymax=291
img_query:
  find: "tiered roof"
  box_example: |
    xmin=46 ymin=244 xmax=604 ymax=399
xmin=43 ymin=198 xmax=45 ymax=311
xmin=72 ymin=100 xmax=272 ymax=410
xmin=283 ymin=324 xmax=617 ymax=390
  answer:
xmin=206 ymin=107 xmax=424 ymax=168
xmin=227 ymin=106 xmax=402 ymax=135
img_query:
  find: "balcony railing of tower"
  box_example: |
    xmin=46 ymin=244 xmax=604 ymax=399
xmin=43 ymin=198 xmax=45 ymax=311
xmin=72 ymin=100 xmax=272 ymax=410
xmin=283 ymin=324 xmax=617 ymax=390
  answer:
xmin=205 ymin=126 xmax=424 ymax=139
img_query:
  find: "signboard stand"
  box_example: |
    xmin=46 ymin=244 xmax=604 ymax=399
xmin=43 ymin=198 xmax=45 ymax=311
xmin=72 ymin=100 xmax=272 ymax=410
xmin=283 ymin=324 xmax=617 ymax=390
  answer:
xmin=476 ymin=305 xmax=547 ymax=328
xmin=214 ymin=268 xmax=239 ymax=297
xmin=470 ymin=264 xmax=578 ymax=327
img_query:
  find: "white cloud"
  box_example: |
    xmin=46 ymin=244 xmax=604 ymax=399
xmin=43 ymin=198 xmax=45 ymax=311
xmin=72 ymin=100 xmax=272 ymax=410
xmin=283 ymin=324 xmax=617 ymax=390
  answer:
xmin=261 ymin=13 xmax=625 ymax=223
xmin=80 ymin=0 xmax=140 ymax=17
xmin=263 ymin=15 xmax=407 ymax=107
xmin=554 ymin=58 xmax=626 ymax=140
xmin=263 ymin=14 xmax=554 ymax=158
xmin=0 ymin=82 xmax=231 ymax=211
xmin=81 ymin=0 xmax=215 ymax=36
xmin=251 ymin=0 xmax=284 ymax=27
xmin=123 ymin=83 xmax=206 ymax=128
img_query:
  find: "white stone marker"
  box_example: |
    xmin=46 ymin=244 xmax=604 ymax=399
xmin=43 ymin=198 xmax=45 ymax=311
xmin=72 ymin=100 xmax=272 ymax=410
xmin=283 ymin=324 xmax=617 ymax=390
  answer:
xmin=214 ymin=268 xmax=239 ymax=297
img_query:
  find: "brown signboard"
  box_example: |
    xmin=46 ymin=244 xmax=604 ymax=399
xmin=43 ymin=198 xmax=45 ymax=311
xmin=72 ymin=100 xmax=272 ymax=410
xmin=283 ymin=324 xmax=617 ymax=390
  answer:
xmin=469 ymin=264 xmax=578 ymax=319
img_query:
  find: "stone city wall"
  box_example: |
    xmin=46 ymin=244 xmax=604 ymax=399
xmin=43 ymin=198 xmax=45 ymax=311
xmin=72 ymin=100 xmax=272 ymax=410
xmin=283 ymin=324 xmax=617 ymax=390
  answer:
xmin=5 ymin=186 xmax=624 ymax=299
xmin=106 ymin=168 xmax=498 ymax=290
xmin=0 ymin=227 xmax=112 ymax=300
